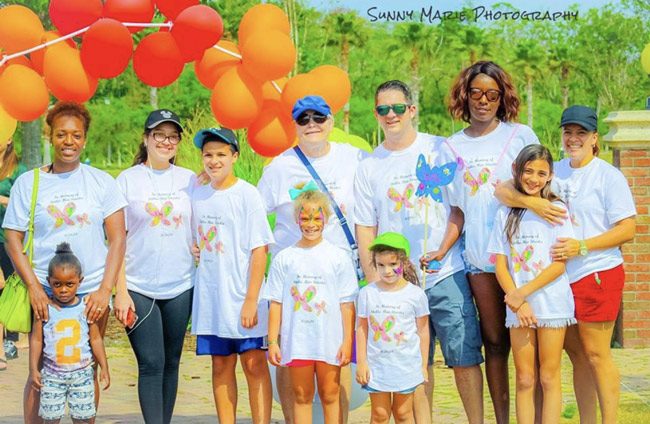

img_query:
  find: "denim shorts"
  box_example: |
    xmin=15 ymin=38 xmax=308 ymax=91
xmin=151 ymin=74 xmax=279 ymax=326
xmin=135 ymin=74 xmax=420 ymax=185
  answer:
xmin=425 ymin=271 xmax=484 ymax=367
xmin=196 ymin=335 xmax=267 ymax=356
xmin=39 ymin=366 xmax=95 ymax=421
xmin=459 ymin=233 xmax=494 ymax=275
xmin=363 ymin=384 xmax=419 ymax=395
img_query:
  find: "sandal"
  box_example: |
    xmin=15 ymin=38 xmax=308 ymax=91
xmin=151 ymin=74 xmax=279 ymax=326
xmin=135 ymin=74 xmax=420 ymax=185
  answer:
xmin=0 ymin=358 xmax=7 ymax=371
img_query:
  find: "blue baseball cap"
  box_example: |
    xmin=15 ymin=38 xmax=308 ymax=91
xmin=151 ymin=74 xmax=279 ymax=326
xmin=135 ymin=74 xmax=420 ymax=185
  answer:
xmin=193 ymin=127 xmax=238 ymax=151
xmin=291 ymin=95 xmax=331 ymax=121
xmin=560 ymin=105 xmax=598 ymax=132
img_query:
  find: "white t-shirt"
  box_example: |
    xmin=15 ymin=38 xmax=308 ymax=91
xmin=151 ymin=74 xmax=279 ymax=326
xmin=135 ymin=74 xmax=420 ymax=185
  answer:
xmin=552 ymin=157 xmax=636 ymax=282
xmin=190 ymin=179 xmax=274 ymax=339
xmin=265 ymin=239 xmax=358 ymax=366
xmin=257 ymin=142 xmax=366 ymax=255
xmin=42 ymin=300 xmax=93 ymax=373
xmin=443 ymin=122 xmax=539 ymax=271
xmin=488 ymin=205 xmax=575 ymax=327
xmin=357 ymin=282 xmax=429 ymax=392
xmin=116 ymin=164 xmax=196 ymax=299
xmin=3 ymin=165 xmax=127 ymax=293
xmin=354 ymin=133 xmax=464 ymax=288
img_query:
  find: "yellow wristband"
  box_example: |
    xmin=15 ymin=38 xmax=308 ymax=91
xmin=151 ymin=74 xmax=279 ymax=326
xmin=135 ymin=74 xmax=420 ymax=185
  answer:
xmin=268 ymin=340 xmax=278 ymax=346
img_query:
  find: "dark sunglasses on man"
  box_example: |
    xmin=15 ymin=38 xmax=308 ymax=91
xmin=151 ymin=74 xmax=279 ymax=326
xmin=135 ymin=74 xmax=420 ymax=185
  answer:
xmin=375 ymin=103 xmax=410 ymax=116
xmin=469 ymin=88 xmax=501 ymax=102
xmin=296 ymin=112 xmax=328 ymax=126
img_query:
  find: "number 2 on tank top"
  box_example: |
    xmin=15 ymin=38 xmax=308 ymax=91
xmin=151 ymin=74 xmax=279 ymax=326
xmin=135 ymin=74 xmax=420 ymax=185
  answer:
xmin=55 ymin=319 xmax=81 ymax=365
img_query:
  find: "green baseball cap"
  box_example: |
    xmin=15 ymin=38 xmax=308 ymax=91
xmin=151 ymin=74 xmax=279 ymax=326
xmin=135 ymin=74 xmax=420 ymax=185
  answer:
xmin=369 ymin=232 xmax=410 ymax=257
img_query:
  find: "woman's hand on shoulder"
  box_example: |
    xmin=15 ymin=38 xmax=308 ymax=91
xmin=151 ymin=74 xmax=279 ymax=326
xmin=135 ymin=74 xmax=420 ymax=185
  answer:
xmin=28 ymin=284 xmax=51 ymax=322
xmin=529 ymin=197 xmax=567 ymax=226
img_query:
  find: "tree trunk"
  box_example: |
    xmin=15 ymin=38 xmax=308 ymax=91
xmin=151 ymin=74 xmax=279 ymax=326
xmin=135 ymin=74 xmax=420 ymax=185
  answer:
xmin=150 ymin=87 xmax=158 ymax=109
xmin=341 ymin=37 xmax=350 ymax=132
xmin=411 ymin=49 xmax=420 ymax=131
xmin=561 ymin=65 xmax=569 ymax=109
xmin=527 ymin=74 xmax=533 ymax=127
xmin=21 ymin=120 xmax=42 ymax=169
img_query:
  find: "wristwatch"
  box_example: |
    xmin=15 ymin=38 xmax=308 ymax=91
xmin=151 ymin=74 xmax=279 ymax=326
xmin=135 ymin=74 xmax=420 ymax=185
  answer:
xmin=578 ymin=240 xmax=589 ymax=256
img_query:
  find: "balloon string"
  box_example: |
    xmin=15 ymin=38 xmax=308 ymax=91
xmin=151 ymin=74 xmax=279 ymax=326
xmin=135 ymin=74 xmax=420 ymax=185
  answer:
xmin=0 ymin=22 xmax=173 ymax=67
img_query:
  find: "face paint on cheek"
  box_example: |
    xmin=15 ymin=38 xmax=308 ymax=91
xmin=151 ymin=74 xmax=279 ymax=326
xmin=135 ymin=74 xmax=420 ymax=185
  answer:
xmin=393 ymin=265 xmax=403 ymax=276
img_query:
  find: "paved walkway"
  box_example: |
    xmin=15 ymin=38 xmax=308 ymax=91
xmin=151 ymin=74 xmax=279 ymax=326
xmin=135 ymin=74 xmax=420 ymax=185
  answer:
xmin=1 ymin=328 xmax=649 ymax=423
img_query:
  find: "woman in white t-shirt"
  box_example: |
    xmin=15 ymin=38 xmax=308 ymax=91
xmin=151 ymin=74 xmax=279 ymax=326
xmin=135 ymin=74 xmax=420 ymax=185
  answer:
xmin=495 ymin=106 xmax=636 ymax=424
xmin=444 ymin=61 xmax=539 ymax=423
xmin=356 ymin=232 xmax=429 ymax=424
xmin=266 ymin=187 xmax=357 ymax=424
xmin=488 ymin=145 xmax=575 ymax=424
xmin=257 ymin=95 xmax=363 ymax=423
xmin=3 ymin=102 xmax=127 ymax=423
xmin=113 ymin=109 xmax=195 ymax=424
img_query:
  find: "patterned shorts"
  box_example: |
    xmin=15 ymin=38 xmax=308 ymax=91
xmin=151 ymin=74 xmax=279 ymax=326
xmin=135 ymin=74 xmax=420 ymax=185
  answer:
xmin=39 ymin=366 xmax=95 ymax=421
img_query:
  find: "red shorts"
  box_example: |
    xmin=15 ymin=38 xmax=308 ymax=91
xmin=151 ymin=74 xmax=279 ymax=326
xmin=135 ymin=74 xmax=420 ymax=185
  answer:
xmin=286 ymin=359 xmax=319 ymax=367
xmin=571 ymin=264 xmax=625 ymax=322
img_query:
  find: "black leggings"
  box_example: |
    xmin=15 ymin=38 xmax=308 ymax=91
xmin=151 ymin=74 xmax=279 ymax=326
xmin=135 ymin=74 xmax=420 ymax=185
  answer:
xmin=127 ymin=288 xmax=193 ymax=424
xmin=0 ymin=244 xmax=18 ymax=342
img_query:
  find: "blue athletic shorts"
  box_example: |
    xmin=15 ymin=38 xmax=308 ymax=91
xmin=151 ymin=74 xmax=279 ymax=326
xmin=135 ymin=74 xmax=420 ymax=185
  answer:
xmin=196 ymin=335 xmax=266 ymax=356
xmin=425 ymin=271 xmax=484 ymax=367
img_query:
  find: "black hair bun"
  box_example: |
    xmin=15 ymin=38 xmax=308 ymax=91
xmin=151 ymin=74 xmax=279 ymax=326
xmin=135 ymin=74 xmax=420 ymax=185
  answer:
xmin=54 ymin=242 xmax=73 ymax=255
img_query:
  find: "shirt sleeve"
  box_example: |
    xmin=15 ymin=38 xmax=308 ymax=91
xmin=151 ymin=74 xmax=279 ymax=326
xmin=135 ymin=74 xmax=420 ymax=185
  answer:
xmin=604 ymin=167 xmax=636 ymax=224
xmin=413 ymin=288 xmax=430 ymax=317
xmin=256 ymin=164 xmax=277 ymax=214
xmin=356 ymin=287 xmax=368 ymax=318
xmin=487 ymin=207 xmax=508 ymax=256
xmin=115 ymin=171 xmax=129 ymax=230
xmin=265 ymin=253 xmax=285 ymax=303
xmin=101 ymin=173 xmax=127 ymax=218
xmin=519 ymin=124 xmax=540 ymax=146
xmin=246 ymin=188 xmax=275 ymax=251
xmin=553 ymin=203 xmax=575 ymax=240
xmin=353 ymin=161 xmax=377 ymax=227
xmin=2 ymin=172 xmax=32 ymax=232
xmin=337 ymin=250 xmax=359 ymax=303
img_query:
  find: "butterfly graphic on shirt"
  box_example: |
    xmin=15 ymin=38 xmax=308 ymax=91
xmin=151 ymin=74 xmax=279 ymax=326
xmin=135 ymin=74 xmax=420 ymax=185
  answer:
xmin=198 ymin=225 xmax=217 ymax=252
xmin=291 ymin=285 xmax=316 ymax=312
xmin=415 ymin=154 xmax=457 ymax=203
xmin=511 ymin=245 xmax=534 ymax=273
xmin=47 ymin=203 xmax=76 ymax=228
xmin=387 ymin=183 xmax=414 ymax=212
xmin=314 ymin=301 xmax=327 ymax=316
xmin=145 ymin=201 xmax=173 ymax=226
xmin=463 ymin=168 xmax=491 ymax=196
xmin=173 ymin=215 xmax=182 ymax=229
xmin=532 ymin=260 xmax=545 ymax=276
xmin=76 ymin=213 xmax=91 ymax=227
xmin=394 ymin=331 xmax=407 ymax=346
xmin=370 ymin=315 xmax=395 ymax=343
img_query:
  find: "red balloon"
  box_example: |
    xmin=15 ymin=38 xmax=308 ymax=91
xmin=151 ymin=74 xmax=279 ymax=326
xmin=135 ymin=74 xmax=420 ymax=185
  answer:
xmin=133 ymin=32 xmax=184 ymax=87
xmin=31 ymin=32 xmax=77 ymax=75
xmin=247 ymin=100 xmax=295 ymax=157
xmin=81 ymin=18 xmax=133 ymax=79
xmin=211 ymin=66 xmax=262 ymax=129
xmin=171 ymin=5 xmax=223 ymax=62
xmin=49 ymin=0 xmax=103 ymax=35
xmin=280 ymin=73 xmax=317 ymax=115
xmin=103 ymin=0 xmax=155 ymax=34
xmin=155 ymin=0 xmax=198 ymax=20
xmin=0 ymin=5 xmax=44 ymax=54
xmin=241 ymin=30 xmax=295 ymax=82
xmin=0 ymin=64 xmax=49 ymax=121
xmin=238 ymin=4 xmax=290 ymax=47
xmin=194 ymin=40 xmax=240 ymax=89
xmin=44 ymin=44 xmax=98 ymax=103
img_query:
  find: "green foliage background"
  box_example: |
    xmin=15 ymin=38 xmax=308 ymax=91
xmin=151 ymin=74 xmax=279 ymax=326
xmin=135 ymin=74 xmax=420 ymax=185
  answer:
xmin=6 ymin=0 xmax=650 ymax=181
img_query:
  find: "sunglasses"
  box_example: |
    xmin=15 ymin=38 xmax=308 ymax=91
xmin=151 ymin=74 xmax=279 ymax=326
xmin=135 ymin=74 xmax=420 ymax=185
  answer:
xmin=296 ymin=113 xmax=328 ymax=126
xmin=469 ymin=88 xmax=501 ymax=102
xmin=375 ymin=103 xmax=410 ymax=116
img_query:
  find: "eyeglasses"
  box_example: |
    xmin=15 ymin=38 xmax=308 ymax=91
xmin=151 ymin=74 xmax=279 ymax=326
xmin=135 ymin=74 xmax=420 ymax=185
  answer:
xmin=151 ymin=132 xmax=181 ymax=145
xmin=469 ymin=88 xmax=501 ymax=102
xmin=296 ymin=113 xmax=328 ymax=126
xmin=375 ymin=103 xmax=410 ymax=116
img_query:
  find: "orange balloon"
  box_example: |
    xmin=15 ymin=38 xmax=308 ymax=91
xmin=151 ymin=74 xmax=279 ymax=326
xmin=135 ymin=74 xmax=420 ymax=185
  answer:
xmin=241 ymin=30 xmax=295 ymax=82
xmin=194 ymin=40 xmax=240 ymax=89
xmin=211 ymin=66 xmax=262 ymax=129
xmin=262 ymin=78 xmax=287 ymax=102
xmin=308 ymin=65 xmax=351 ymax=113
xmin=280 ymin=73 xmax=317 ymax=115
xmin=238 ymin=4 xmax=290 ymax=46
xmin=0 ymin=55 xmax=33 ymax=76
xmin=31 ymin=31 xmax=76 ymax=75
xmin=0 ymin=64 xmax=49 ymax=121
xmin=0 ymin=5 xmax=44 ymax=54
xmin=247 ymin=100 xmax=296 ymax=157
xmin=44 ymin=44 xmax=98 ymax=103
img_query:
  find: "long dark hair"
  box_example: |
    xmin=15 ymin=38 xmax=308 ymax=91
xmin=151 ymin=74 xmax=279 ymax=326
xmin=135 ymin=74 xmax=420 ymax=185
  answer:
xmin=0 ymin=141 xmax=19 ymax=180
xmin=370 ymin=246 xmax=419 ymax=286
xmin=505 ymin=145 xmax=560 ymax=243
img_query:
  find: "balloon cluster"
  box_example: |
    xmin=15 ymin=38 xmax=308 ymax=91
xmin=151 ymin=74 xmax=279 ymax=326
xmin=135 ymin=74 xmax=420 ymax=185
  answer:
xmin=0 ymin=1 xmax=352 ymax=158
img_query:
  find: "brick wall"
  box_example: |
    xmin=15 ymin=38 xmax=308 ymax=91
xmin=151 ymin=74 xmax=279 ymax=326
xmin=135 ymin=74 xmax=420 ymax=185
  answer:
xmin=613 ymin=148 xmax=650 ymax=347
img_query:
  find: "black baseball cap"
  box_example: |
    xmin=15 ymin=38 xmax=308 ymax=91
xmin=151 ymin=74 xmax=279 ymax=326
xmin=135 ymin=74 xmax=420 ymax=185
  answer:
xmin=560 ymin=105 xmax=597 ymax=132
xmin=144 ymin=109 xmax=183 ymax=132
xmin=193 ymin=127 xmax=239 ymax=151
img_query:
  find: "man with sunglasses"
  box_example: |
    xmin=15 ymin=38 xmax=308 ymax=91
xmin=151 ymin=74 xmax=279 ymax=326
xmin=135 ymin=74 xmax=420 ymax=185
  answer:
xmin=355 ymin=80 xmax=484 ymax=424
xmin=257 ymin=95 xmax=366 ymax=424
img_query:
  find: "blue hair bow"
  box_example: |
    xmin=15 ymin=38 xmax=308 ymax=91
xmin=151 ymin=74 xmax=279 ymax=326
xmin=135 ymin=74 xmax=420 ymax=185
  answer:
xmin=289 ymin=180 xmax=320 ymax=200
